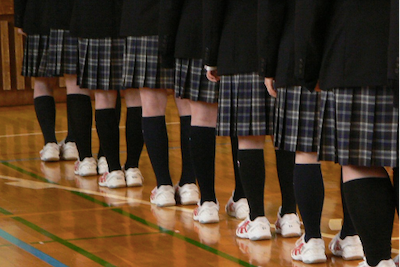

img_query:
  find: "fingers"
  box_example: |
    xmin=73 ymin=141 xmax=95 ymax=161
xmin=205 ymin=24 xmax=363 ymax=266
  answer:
xmin=264 ymin=78 xmax=277 ymax=98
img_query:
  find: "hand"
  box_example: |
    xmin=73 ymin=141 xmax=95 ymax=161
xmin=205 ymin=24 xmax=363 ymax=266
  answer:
xmin=314 ymin=82 xmax=321 ymax=92
xmin=17 ymin=28 xmax=26 ymax=36
xmin=206 ymin=70 xmax=220 ymax=82
xmin=264 ymin=77 xmax=277 ymax=98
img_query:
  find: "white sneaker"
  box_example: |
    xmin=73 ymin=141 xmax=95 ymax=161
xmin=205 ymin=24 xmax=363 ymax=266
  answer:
xmin=40 ymin=143 xmax=60 ymax=162
xmin=275 ymin=207 xmax=302 ymax=237
xmin=291 ymin=234 xmax=327 ymax=263
xmin=236 ymin=216 xmax=272 ymax=241
xmin=225 ymin=195 xmax=249 ymax=220
xmin=125 ymin=168 xmax=144 ymax=187
xmin=98 ymin=170 xmax=126 ymax=188
xmin=74 ymin=157 xmax=97 ymax=176
xmin=97 ymin=156 xmax=108 ymax=174
xmin=329 ymin=233 xmax=364 ymax=260
xmin=175 ymin=183 xmax=200 ymax=205
xmin=394 ymin=255 xmax=399 ymax=267
xmin=59 ymin=140 xmax=79 ymax=160
xmin=193 ymin=201 xmax=219 ymax=224
xmin=358 ymin=259 xmax=396 ymax=267
xmin=150 ymin=185 xmax=176 ymax=207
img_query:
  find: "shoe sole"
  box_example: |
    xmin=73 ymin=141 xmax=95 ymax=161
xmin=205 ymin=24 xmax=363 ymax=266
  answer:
xmin=180 ymin=198 xmax=199 ymax=205
xmin=75 ymin=170 xmax=98 ymax=177
xmin=292 ymin=255 xmax=327 ymax=264
xmin=193 ymin=215 xmax=219 ymax=224
xmin=281 ymin=231 xmax=302 ymax=238
xmin=249 ymin=233 xmax=272 ymax=241
xmin=41 ymin=157 xmax=60 ymax=162
xmin=127 ymin=181 xmax=143 ymax=187
xmin=150 ymin=198 xmax=176 ymax=207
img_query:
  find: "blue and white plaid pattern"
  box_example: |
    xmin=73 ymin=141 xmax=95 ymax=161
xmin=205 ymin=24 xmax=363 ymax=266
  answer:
xmin=217 ymin=73 xmax=274 ymax=136
xmin=123 ymin=36 xmax=174 ymax=89
xmin=78 ymin=37 xmax=125 ymax=90
xmin=318 ymin=87 xmax=398 ymax=167
xmin=274 ymin=86 xmax=320 ymax=152
xmin=175 ymin=58 xmax=218 ymax=103
xmin=46 ymin=29 xmax=78 ymax=76
xmin=22 ymin=35 xmax=51 ymax=77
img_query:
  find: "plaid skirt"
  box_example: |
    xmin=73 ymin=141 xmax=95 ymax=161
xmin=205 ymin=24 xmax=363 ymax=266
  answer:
xmin=175 ymin=58 xmax=219 ymax=103
xmin=45 ymin=29 xmax=78 ymax=76
xmin=78 ymin=37 xmax=125 ymax=90
xmin=22 ymin=35 xmax=51 ymax=77
xmin=123 ymin=36 xmax=174 ymax=89
xmin=274 ymin=87 xmax=320 ymax=152
xmin=217 ymin=73 xmax=274 ymax=136
xmin=318 ymin=87 xmax=399 ymax=167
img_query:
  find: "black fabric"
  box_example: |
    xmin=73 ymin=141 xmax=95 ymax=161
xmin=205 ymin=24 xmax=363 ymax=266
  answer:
xmin=70 ymin=0 xmax=123 ymax=38
xmin=65 ymin=94 xmax=76 ymax=143
xmin=14 ymin=0 xmax=50 ymax=34
xmin=124 ymin=107 xmax=144 ymax=169
xmin=97 ymin=92 xmax=121 ymax=159
xmin=258 ymin=0 xmax=302 ymax=89
xmin=293 ymin=164 xmax=324 ymax=242
xmin=95 ymin=109 xmax=121 ymax=172
xmin=295 ymin=0 xmax=391 ymax=90
xmin=158 ymin=0 xmax=203 ymax=68
xmin=178 ymin=116 xmax=196 ymax=186
xmin=43 ymin=0 xmax=74 ymax=30
xmin=275 ymin=150 xmax=297 ymax=215
xmin=142 ymin=116 xmax=172 ymax=186
xmin=343 ymin=177 xmax=395 ymax=266
xmin=67 ymin=94 xmax=93 ymax=161
xmin=339 ymin=170 xmax=357 ymax=239
xmin=202 ymin=0 xmax=259 ymax=75
xmin=190 ymin=126 xmax=216 ymax=204
xmin=238 ymin=149 xmax=265 ymax=221
xmin=231 ymin=136 xmax=245 ymax=202
xmin=394 ymin=167 xmax=399 ymax=214
xmin=120 ymin=0 xmax=159 ymax=37
xmin=34 ymin=96 xmax=57 ymax=144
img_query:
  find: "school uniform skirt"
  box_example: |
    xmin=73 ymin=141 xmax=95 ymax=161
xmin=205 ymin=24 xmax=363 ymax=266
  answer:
xmin=123 ymin=36 xmax=174 ymax=89
xmin=318 ymin=87 xmax=398 ymax=168
xmin=22 ymin=35 xmax=51 ymax=77
xmin=45 ymin=29 xmax=78 ymax=76
xmin=78 ymin=37 xmax=125 ymax=90
xmin=217 ymin=72 xmax=274 ymax=137
xmin=274 ymin=86 xmax=320 ymax=152
xmin=175 ymin=58 xmax=219 ymax=103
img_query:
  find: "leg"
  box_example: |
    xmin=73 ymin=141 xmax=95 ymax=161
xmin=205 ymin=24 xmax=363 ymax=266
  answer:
xmin=34 ymin=77 xmax=59 ymax=161
xmin=342 ymin=165 xmax=395 ymax=266
xmin=174 ymin=97 xmax=196 ymax=186
xmin=123 ymin=89 xmax=145 ymax=187
xmin=140 ymin=88 xmax=175 ymax=206
xmin=190 ymin=101 xmax=219 ymax=222
xmin=235 ymin=135 xmax=272 ymax=240
xmin=65 ymin=74 xmax=92 ymax=161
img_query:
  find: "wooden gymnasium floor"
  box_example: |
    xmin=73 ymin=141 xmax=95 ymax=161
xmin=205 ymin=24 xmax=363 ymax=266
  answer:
xmin=0 ymin=94 xmax=398 ymax=267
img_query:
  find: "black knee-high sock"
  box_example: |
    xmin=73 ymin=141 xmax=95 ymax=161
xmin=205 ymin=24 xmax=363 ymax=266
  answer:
xmin=393 ymin=167 xmax=399 ymax=214
xmin=343 ymin=177 xmax=395 ymax=266
xmin=34 ymin=96 xmax=57 ymax=144
xmin=179 ymin=116 xmax=196 ymax=186
xmin=142 ymin=116 xmax=172 ymax=186
xmin=231 ymin=136 xmax=246 ymax=201
xmin=275 ymin=150 xmax=297 ymax=215
xmin=97 ymin=94 xmax=121 ymax=159
xmin=238 ymin=149 xmax=265 ymax=221
xmin=125 ymin=107 xmax=144 ymax=169
xmin=67 ymin=94 xmax=93 ymax=161
xmin=339 ymin=169 xmax=357 ymax=239
xmin=293 ymin=164 xmax=324 ymax=242
xmin=190 ymin=126 xmax=216 ymax=203
xmin=65 ymin=96 xmax=75 ymax=143
xmin=95 ymin=109 xmax=121 ymax=172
